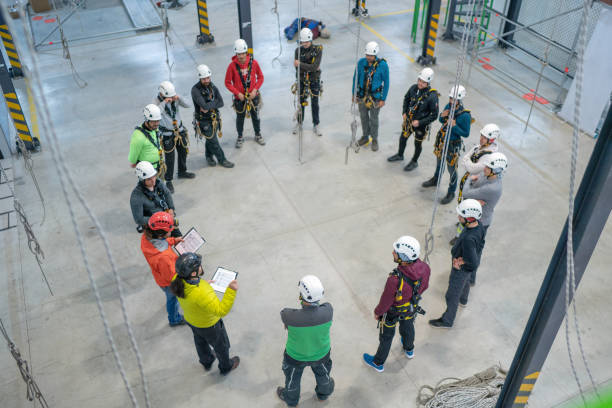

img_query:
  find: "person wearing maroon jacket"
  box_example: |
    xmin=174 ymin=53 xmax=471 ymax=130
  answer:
xmin=363 ymin=236 xmax=430 ymax=372
xmin=225 ymin=38 xmax=265 ymax=148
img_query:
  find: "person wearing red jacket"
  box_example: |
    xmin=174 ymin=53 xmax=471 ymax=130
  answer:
xmin=140 ymin=211 xmax=185 ymax=326
xmin=363 ymin=236 xmax=430 ymax=372
xmin=225 ymin=38 xmax=265 ymax=148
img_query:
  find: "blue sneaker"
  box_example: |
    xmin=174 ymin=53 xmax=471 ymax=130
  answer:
xmin=362 ymin=353 xmax=384 ymax=372
xmin=405 ymin=349 xmax=414 ymax=359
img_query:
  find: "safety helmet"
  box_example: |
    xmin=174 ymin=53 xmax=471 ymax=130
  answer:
xmin=418 ymin=67 xmax=434 ymax=83
xmin=197 ymin=64 xmax=212 ymax=79
xmin=148 ymin=211 xmax=174 ymax=232
xmin=298 ymin=275 xmax=324 ymax=303
xmin=480 ymin=123 xmax=500 ymax=141
xmin=456 ymin=199 xmax=482 ymax=221
xmin=233 ymin=38 xmax=248 ymax=54
xmin=135 ymin=161 xmax=157 ymax=180
xmin=393 ymin=236 xmax=420 ymax=262
xmin=143 ymin=104 xmax=161 ymax=121
xmin=364 ymin=41 xmax=379 ymax=56
xmin=175 ymin=252 xmax=202 ymax=279
xmin=159 ymin=81 xmax=176 ymax=98
xmin=449 ymin=85 xmax=466 ymax=100
xmin=300 ymin=27 xmax=313 ymax=42
xmin=484 ymin=152 xmax=508 ymax=175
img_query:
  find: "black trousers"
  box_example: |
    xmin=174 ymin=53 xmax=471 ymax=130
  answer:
xmin=188 ymin=319 xmax=233 ymax=373
xmin=471 ymin=224 xmax=489 ymax=285
xmin=441 ymin=268 xmax=471 ymax=326
xmin=298 ymin=80 xmax=320 ymax=126
xmin=234 ymin=96 xmax=261 ymax=136
xmin=162 ymin=130 xmax=188 ymax=181
xmin=373 ymin=314 xmax=415 ymax=365
xmin=198 ymin=119 xmax=226 ymax=162
xmin=398 ymin=127 xmax=427 ymax=161
xmin=281 ymin=351 xmax=334 ymax=407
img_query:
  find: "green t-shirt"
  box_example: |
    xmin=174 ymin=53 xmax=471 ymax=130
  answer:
xmin=128 ymin=127 xmax=160 ymax=165
xmin=281 ymin=303 xmax=333 ymax=362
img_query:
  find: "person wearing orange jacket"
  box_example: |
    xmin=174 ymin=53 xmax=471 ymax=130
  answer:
xmin=225 ymin=38 xmax=265 ymax=148
xmin=140 ymin=211 xmax=185 ymax=327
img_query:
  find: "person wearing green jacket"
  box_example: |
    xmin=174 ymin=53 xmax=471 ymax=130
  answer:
xmin=277 ymin=275 xmax=334 ymax=407
xmin=129 ymin=104 xmax=164 ymax=171
xmin=170 ymin=253 xmax=240 ymax=375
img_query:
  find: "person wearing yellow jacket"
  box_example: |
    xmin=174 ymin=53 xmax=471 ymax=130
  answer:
xmin=170 ymin=252 xmax=240 ymax=375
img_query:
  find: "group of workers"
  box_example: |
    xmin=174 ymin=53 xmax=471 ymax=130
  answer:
xmin=126 ymin=29 xmax=510 ymax=406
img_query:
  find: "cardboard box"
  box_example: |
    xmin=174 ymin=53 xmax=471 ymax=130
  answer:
xmin=30 ymin=0 xmax=52 ymax=13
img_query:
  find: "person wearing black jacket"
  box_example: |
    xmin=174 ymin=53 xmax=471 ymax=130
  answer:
xmin=293 ymin=27 xmax=324 ymax=137
xmin=388 ymin=68 xmax=439 ymax=171
xmin=130 ymin=161 xmax=182 ymax=237
xmin=429 ymin=199 xmax=484 ymax=328
xmin=191 ymin=64 xmax=234 ymax=168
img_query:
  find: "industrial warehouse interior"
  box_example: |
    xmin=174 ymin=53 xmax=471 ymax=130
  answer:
xmin=1 ymin=0 xmax=611 ymax=407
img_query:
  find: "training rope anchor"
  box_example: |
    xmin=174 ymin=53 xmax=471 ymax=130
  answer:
xmin=345 ymin=5 xmax=364 ymax=164
xmin=57 ymin=15 xmax=87 ymax=89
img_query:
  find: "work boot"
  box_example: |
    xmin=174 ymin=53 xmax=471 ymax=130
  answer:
xmin=429 ymin=318 xmax=452 ymax=329
xmin=403 ymin=160 xmax=418 ymax=171
xmin=440 ymin=192 xmax=455 ymax=204
xmin=255 ymin=134 xmax=266 ymax=145
xmin=220 ymin=356 xmax=240 ymax=375
xmin=387 ymin=154 xmax=403 ymax=162
xmin=235 ymin=136 xmax=244 ymax=148
xmin=276 ymin=387 xmax=289 ymax=404
xmin=357 ymin=136 xmax=370 ymax=147
xmin=313 ymin=125 xmax=322 ymax=137
xmin=165 ymin=181 xmax=174 ymax=193
xmin=422 ymin=177 xmax=437 ymax=188
xmin=177 ymin=171 xmax=195 ymax=179
xmin=206 ymin=157 xmax=216 ymax=167
xmin=221 ymin=160 xmax=235 ymax=168
xmin=202 ymin=357 xmax=215 ymax=372
xmin=371 ymin=139 xmax=379 ymax=151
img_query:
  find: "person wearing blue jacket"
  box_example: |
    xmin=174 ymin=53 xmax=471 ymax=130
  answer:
xmin=352 ymin=41 xmax=389 ymax=152
xmin=422 ymin=85 xmax=472 ymax=204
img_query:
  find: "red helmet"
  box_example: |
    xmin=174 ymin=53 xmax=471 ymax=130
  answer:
xmin=148 ymin=211 xmax=174 ymax=232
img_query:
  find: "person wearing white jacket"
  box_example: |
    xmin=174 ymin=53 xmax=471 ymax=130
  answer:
xmin=458 ymin=123 xmax=500 ymax=201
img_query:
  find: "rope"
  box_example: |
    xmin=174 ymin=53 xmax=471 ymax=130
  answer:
xmin=0 ymin=161 xmax=53 ymax=296
xmin=161 ymin=6 xmax=175 ymax=81
xmin=0 ymin=318 xmax=50 ymax=407
xmin=15 ymin=137 xmax=46 ymax=226
xmin=345 ymin=5 xmax=363 ymax=164
xmin=565 ymin=0 xmax=600 ymax=405
xmin=423 ymin=0 xmax=478 ymax=263
xmin=296 ymin=4 xmax=303 ymax=163
xmin=11 ymin=4 xmax=149 ymax=407
xmin=271 ymin=0 xmax=285 ymax=66
xmin=417 ymin=365 xmax=507 ymax=408
xmin=57 ymin=14 xmax=87 ymax=88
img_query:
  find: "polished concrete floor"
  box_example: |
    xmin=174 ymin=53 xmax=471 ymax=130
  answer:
xmin=1 ymin=1 xmax=611 ymax=407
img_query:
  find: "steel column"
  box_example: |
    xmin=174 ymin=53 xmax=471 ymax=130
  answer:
xmin=500 ymin=0 xmax=522 ymax=47
xmin=0 ymin=12 xmax=22 ymax=77
xmin=496 ymin=105 xmax=612 ymax=407
xmin=196 ymin=0 xmax=214 ymax=44
xmin=237 ymin=0 xmax=253 ymax=53
xmin=417 ymin=0 xmax=442 ymax=66
xmin=442 ymin=0 xmax=458 ymax=40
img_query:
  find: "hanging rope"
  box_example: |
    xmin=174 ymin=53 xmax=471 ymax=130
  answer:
xmin=57 ymin=14 xmax=87 ymax=89
xmin=0 ymin=318 xmax=50 ymax=408
xmin=0 ymin=161 xmax=53 ymax=296
xmin=295 ymin=1 xmax=304 ymax=163
xmin=15 ymin=137 xmax=46 ymax=226
xmin=423 ymin=0 xmax=478 ymax=263
xmin=11 ymin=5 xmax=149 ymax=407
xmin=271 ymin=0 xmax=284 ymax=66
xmin=565 ymin=0 xmax=600 ymax=405
xmin=161 ymin=6 xmax=175 ymax=81
xmin=345 ymin=5 xmax=363 ymax=164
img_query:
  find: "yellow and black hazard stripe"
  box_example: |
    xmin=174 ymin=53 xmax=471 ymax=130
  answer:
xmin=4 ymin=92 xmax=33 ymax=143
xmin=426 ymin=13 xmax=439 ymax=58
xmin=513 ymin=371 xmax=539 ymax=406
xmin=197 ymin=0 xmax=210 ymax=36
xmin=0 ymin=23 xmax=22 ymax=75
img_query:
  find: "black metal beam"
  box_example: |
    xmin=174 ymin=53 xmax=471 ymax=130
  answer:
xmin=417 ymin=0 xmax=442 ymax=66
xmin=496 ymin=106 xmax=612 ymax=407
xmin=237 ymin=0 xmax=253 ymax=53
xmin=500 ymin=0 xmax=523 ymax=47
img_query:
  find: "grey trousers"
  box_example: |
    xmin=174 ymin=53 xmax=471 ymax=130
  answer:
xmin=441 ymin=268 xmax=471 ymax=326
xmin=358 ymin=103 xmax=380 ymax=140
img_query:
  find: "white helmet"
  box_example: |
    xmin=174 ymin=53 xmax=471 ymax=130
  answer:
xmin=365 ymin=41 xmax=379 ymax=56
xmin=456 ymin=199 xmax=482 ymax=220
xmin=449 ymin=85 xmax=466 ymax=100
xmin=143 ymin=104 xmax=161 ymax=121
xmin=197 ymin=64 xmax=212 ymax=79
xmin=480 ymin=123 xmax=500 ymax=141
xmin=159 ymin=81 xmax=176 ymax=98
xmin=484 ymin=152 xmax=508 ymax=174
xmin=300 ymin=27 xmax=313 ymax=42
xmin=393 ymin=236 xmax=420 ymax=262
xmin=418 ymin=67 xmax=434 ymax=83
xmin=299 ymin=275 xmax=324 ymax=303
xmin=233 ymin=38 xmax=248 ymax=54
xmin=135 ymin=161 xmax=157 ymax=180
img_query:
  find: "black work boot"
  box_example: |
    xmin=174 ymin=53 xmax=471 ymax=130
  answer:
xmin=357 ymin=136 xmax=370 ymax=146
xmin=371 ymin=139 xmax=379 ymax=151
xmin=165 ymin=181 xmax=174 ymax=193
xmin=206 ymin=157 xmax=216 ymax=167
xmin=178 ymin=171 xmax=196 ymax=179
xmin=440 ymin=191 xmax=455 ymax=204
xmin=403 ymin=160 xmax=418 ymax=171
xmin=422 ymin=177 xmax=437 ymax=187
xmin=387 ymin=154 xmax=403 ymax=162
xmin=221 ymin=160 xmax=235 ymax=168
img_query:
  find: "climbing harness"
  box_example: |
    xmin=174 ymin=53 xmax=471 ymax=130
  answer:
xmin=135 ymin=126 xmax=166 ymax=179
xmin=357 ymin=57 xmax=385 ymax=107
xmin=292 ymin=45 xmax=323 ymax=107
xmin=403 ymin=87 xmax=437 ymax=139
xmin=456 ymin=145 xmax=491 ymax=204
xmin=388 ymin=268 xmax=426 ymax=320
xmin=232 ymin=56 xmax=263 ymax=118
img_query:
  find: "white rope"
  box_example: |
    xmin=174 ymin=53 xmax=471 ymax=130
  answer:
xmin=296 ymin=2 xmax=303 ymax=163
xmin=160 ymin=6 xmax=175 ymax=81
xmin=424 ymin=0 xmax=478 ymax=263
xmin=271 ymin=0 xmax=285 ymax=66
xmin=565 ymin=0 xmax=600 ymax=405
xmin=9 ymin=5 xmax=150 ymax=407
xmin=345 ymin=4 xmax=363 ymax=164
xmin=15 ymin=137 xmax=46 ymax=226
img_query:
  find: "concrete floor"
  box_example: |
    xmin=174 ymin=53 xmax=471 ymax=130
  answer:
xmin=1 ymin=1 xmax=611 ymax=407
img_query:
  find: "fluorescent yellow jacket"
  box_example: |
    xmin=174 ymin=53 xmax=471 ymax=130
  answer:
xmin=174 ymin=276 xmax=237 ymax=328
